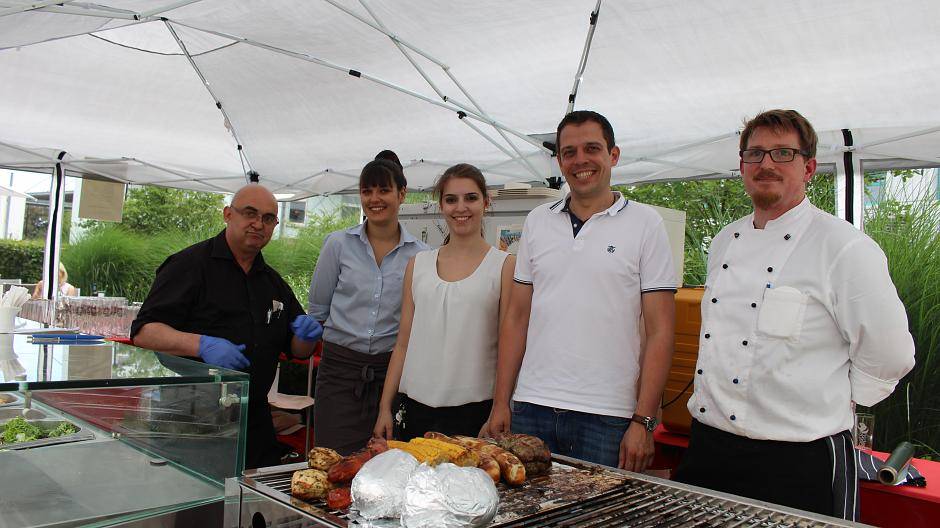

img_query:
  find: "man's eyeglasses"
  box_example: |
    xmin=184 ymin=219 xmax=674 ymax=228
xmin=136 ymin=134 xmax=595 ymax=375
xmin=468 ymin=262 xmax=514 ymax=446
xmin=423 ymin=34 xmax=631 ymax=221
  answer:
xmin=740 ymin=148 xmax=810 ymax=164
xmin=230 ymin=205 xmax=279 ymax=227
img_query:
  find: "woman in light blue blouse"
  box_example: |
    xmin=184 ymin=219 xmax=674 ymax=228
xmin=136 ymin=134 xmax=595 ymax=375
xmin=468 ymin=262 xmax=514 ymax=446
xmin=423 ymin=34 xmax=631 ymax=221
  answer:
xmin=308 ymin=158 xmax=428 ymax=455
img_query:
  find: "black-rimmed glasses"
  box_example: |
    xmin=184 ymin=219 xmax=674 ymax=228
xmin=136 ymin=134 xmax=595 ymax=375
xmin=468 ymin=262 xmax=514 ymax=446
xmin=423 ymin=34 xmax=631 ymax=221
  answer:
xmin=230 ymin=205 xmax=279 ymax=226
xmin=740 ymin=148 xmax=810 ymax=163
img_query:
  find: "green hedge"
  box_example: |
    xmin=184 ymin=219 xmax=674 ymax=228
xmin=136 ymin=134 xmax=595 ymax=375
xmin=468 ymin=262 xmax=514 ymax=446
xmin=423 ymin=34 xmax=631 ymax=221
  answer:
xmin=0 ymin=239 xmax=45 ymax=283
xmin=59 ymin=214 xmax=355 ymax=303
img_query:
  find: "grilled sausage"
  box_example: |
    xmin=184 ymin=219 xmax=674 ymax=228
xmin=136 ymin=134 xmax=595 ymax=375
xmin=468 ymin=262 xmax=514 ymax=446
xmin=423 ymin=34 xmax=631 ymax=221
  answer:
xmin=478 ymin=452 xmax=502 ymax=483
xmin=494 ymin=432 xmax=552 ymax=463
xmin=479 ymin=443 xmax=526 ymax=485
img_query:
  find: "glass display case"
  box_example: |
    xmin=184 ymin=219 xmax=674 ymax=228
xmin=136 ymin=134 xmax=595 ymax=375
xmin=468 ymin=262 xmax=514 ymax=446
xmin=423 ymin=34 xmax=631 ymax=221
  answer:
xmin=0 ymin=319 xmax=249 ymax=528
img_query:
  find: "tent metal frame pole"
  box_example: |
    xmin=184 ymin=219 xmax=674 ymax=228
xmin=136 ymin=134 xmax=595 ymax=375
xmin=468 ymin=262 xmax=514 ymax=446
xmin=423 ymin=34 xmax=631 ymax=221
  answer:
xmin=272 ymin=169 xmax=359 ymax=194
xmin=616 ymin=153 xmax=735 ymax=177
xmin=320 ymin=0 xmax=446 ymax=68
xmin=851 ymin=149 xmax=940 ymax=167
xmin=567 ymin=0 xmax=603 ymax=114
xmin=617 ymin=131 xmax=740 ymax=168
xmin=354 ymin=0 xmax=447 ymax=102
xmin=443 ymin=70 xmax=546 ymax=177
xmin=12 ymin=3 xmax=141 ymax=20
xmin=41 ymin=151 xmax=66 ymax=302
xmin=354 ymin=0 xmax=545 ymax=179
xmin=0 ymin=139 xmax=135 ymax=185
xmin=835 ymin=128 xmax=863 ymax=229
xmin=164 ymin=20 xmax=254 ymax=183
xmin=457 ymin=114 xmax=534 ymax=167
xmin=333 ymin=0 xmax=550 ymax=156
xmin=855 ymin=125 xmax=940 ymax=150
xmin=129 ymin=158 xmax=232 ymax=192
xmin=61 ymin=157 xmax=237 ymax=190
xmin=138 ymin=0 xmax=203 ymax=19
xmin=0 ymin=20 xmax=149 ymax=52
xmin=172 ymin=20 xmax=463 ymax=111
xmin=175 ymin=20 xmax=548 ymax=152
xmin=0 ymin=0 xmax=78 ymax=17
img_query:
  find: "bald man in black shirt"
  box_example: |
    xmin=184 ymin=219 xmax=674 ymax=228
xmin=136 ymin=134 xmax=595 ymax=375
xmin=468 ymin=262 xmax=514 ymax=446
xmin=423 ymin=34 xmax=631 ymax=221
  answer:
xmin=132 ymin=184 xmax=322 ymax=468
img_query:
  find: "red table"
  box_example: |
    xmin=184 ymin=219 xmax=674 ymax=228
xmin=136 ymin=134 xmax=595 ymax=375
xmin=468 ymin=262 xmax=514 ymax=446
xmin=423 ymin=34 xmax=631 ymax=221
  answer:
xmin=652 ymin=426 xmax=939 ymax=527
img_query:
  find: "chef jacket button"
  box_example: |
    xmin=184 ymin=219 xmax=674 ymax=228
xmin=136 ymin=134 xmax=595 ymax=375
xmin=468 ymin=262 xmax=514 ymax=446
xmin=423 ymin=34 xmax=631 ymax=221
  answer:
xmin=784 ymin=233 xmax=791 ymax=240
xmin=767 ymin=266 xmax=773 ymax=272
xmin=699 ymin=407 xmax=706 ymax=413
xmin=751 ymin=302 xmax=757 ymax=308
xmin=742 ymin=340 xmax=748 ymax=346
xmin=722 ymin=263 xmax=728 ymax=269
xmin=733 ymin=378 xmax=739 ymax=384
xmin=734 ymin=232 xmax=740 ymax=238
xmin=711 ymin=297 xmax=717 ymax=303
xmin=697 ymin=369 xmax=703 ymax=375
xmin=704 ymin=333 xmax=710 ymax=338
xmin=730 ymin=415 xmax=736 ymax=421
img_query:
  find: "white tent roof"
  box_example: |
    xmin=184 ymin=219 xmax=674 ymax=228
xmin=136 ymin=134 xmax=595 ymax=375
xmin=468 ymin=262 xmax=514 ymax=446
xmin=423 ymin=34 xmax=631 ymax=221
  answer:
xmin=1 ymin=0 xmax=938 ymax=198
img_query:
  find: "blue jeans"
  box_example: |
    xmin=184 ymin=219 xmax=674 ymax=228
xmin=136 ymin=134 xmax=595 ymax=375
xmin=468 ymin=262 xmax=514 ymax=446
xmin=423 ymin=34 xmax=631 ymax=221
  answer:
xmin=510 ymin=400 xmax=629 ymax=467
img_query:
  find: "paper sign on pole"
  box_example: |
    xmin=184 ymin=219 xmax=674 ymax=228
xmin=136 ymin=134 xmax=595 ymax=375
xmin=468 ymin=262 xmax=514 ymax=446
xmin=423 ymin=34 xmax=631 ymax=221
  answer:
xmin=78 ymin=179 xmax=125 ymax=222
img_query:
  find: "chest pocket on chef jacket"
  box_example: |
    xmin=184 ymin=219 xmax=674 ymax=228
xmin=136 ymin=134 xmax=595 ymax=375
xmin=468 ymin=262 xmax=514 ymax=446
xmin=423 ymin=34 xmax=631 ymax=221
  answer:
xmin=756 ymin=286 xmax=807 ymax=340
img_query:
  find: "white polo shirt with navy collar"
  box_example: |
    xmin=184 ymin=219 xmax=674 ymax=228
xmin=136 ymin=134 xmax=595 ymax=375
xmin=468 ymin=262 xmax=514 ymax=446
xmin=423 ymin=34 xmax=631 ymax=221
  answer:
xmin=512 ymin=191 xmax=677 ymax=418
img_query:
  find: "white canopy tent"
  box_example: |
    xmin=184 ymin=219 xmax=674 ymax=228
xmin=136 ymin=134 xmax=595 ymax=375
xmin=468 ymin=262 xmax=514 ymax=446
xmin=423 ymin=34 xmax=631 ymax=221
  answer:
xmin=2 ymin=1 xmax=939 ymax=195
xmin=2 ymin=1 xmax=939 ymax=292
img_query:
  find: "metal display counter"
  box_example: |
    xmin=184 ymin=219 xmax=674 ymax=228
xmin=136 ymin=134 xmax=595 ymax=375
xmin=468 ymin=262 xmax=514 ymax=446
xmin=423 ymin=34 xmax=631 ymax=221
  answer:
xmin=0 ymin=319 xmax=249 ymax=527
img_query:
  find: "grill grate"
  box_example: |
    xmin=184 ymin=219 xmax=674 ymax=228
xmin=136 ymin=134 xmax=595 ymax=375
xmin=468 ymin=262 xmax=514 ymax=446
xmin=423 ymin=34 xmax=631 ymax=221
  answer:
xmin=243 ymin=460 xmax=862 ymax=528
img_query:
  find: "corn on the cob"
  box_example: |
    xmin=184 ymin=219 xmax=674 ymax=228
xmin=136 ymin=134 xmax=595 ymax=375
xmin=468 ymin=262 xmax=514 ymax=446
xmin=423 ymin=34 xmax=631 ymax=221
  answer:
xmin=387 ymin=440 xmax=448 ymax=465
xmin=411 ymin=437 xmax=479 ymax=467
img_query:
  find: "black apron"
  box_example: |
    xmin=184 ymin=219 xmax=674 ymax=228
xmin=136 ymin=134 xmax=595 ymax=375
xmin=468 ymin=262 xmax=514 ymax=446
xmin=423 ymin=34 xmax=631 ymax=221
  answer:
xmin=312 ymin=341 xmax=391 ymax=455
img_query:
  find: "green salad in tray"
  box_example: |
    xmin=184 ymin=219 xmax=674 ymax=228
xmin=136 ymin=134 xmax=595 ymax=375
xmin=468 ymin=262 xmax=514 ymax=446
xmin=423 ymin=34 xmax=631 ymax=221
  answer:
xmin=0 ymin=417 xmax=78 ymax=445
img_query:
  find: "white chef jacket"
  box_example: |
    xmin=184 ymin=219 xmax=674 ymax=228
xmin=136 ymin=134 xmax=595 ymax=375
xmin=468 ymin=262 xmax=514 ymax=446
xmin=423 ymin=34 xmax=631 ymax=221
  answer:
xmin=688 ymin=198 xmax=915 ymax=442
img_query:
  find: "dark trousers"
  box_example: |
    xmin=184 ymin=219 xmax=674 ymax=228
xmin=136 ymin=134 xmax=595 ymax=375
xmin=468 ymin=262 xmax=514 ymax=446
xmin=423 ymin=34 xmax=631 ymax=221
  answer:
xmin=396 ymin=395 xmax=492 ymax=441
xmin=674 ymin=420 xmax=859 ymax=520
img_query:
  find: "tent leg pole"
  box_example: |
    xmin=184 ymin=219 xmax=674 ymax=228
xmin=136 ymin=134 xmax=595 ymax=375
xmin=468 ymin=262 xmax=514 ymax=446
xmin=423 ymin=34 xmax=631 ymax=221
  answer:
xmin=835 ymin=129 xmax=864 ymax=230
xmin=41 ymin=152 xmax=67 ymax=303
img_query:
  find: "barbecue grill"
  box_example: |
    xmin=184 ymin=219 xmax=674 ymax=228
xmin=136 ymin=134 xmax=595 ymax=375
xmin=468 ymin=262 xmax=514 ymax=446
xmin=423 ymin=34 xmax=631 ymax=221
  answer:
xmin=224 ymin=454 xmax=869 ymax=527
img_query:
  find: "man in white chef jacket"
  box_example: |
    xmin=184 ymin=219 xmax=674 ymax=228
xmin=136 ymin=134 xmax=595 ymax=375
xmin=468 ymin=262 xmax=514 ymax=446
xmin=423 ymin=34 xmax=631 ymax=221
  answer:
xmin=675 ymin=109 xmax=915 ymax=520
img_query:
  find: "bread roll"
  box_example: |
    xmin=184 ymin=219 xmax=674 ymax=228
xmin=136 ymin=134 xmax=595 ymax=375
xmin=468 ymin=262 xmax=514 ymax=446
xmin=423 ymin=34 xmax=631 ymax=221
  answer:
xmin=307 ymin=447 xmax=343 ymax=471
xmin=291 ymin=469 xmax=332 ymax=501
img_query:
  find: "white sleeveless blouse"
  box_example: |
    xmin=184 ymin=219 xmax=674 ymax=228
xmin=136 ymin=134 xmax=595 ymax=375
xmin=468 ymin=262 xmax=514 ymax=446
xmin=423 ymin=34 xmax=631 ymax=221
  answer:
xmin=399 ymin=246 xmax=509 ymax=407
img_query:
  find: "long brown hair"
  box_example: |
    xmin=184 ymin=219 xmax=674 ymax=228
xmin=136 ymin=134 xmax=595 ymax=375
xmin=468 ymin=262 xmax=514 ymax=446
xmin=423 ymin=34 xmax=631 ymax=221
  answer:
xmin=433 ymin=163 xmax=489 ymax=245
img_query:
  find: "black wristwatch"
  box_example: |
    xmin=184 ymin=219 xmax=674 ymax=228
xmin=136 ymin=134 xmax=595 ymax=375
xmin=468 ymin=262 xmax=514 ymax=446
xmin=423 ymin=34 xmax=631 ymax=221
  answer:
xmin=630 ymin=414 xmax=658 ymax=432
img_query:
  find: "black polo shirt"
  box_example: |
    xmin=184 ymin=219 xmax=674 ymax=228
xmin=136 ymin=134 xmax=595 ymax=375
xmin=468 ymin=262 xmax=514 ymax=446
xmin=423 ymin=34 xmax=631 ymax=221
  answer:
xmin=131 ymin=230 xmax=304 ymax=467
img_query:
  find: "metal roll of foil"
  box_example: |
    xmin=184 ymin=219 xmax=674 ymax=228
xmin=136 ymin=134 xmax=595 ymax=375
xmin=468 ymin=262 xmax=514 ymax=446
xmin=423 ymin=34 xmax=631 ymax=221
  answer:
xmin=401 ymin=463 xmax=499 ymax=528
xmin=877 ymin=441 xmax=916 ymax=485
xmin=351 ymin=449 xmax=419 ymax=520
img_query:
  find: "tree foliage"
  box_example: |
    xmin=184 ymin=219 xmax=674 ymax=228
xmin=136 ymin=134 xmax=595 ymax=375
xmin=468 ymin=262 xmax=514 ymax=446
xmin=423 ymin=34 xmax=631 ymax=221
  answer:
xmin=615 ymin=174 xmax=836 ymax=285
xmin=118 ymin=186 xmax=225 ymax=235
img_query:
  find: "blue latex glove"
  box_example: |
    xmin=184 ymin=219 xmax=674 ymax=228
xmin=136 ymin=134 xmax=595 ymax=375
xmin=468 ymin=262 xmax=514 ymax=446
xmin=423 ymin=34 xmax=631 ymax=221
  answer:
xmin=291 ymin=314 xmax=323 ymax=342
xmin=198 ymin=335 xmax=250 ymax=370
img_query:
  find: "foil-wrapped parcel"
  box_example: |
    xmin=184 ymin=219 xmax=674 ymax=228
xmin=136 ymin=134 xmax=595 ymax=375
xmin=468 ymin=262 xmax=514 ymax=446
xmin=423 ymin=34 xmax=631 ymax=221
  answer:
xmin=401 ymin=463 xmax=499 ymax=528
xmin=351 ymin=449 xmax=419 ymax=519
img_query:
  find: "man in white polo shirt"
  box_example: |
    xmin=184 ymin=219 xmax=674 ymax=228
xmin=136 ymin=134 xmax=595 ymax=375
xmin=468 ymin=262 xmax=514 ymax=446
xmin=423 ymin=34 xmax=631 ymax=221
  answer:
xmin=482 ymin=110 xmax=677 ymax=471
xmin=675 ymin=109 xmax=915 ymax=520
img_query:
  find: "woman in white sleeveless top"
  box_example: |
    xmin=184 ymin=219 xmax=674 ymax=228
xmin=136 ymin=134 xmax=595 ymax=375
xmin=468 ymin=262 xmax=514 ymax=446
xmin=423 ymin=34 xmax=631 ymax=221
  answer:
xmin=373 ymin=164 xmax=514 ymax=440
